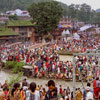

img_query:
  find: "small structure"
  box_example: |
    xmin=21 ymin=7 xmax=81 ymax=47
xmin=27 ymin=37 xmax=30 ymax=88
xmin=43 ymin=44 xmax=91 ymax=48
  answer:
xmin=23 ymin=66 xmax=32 ymax=77
xmin=8 ymin=20 xmax=35 ymax=42
xmin=0 ymin=14 xmax=8 ymax=24
xmin=73 ymin=33 xmax=80 ymax=40
xmin=62 ymin=29 xmax=71 ymax=42
xmin=0 ymin=26 xmax=19 ymax=44
xmin=80 ymin=24 xmax=93 ymax=32
xmin=6 ymin=9 xmax=30 ymax=17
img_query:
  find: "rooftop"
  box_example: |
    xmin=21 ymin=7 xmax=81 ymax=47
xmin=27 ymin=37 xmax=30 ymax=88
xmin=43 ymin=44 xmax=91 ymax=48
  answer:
xmin=0 ymin=26 xmax=19 ymax=36
xmin=8 ymin=20 xmax=34 ymax=27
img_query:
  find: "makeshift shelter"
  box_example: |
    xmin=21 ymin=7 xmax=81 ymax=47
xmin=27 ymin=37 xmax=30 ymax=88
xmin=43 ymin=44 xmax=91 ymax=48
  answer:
xmin=65 ymin=29 xmax=70 ymax=35
xmin=80 ymin=24 xmax=93 ymax=31
xmin=74 ymin=33 xmax=80 ymax=40
xmin=62 ymin=29 xmax=70 ymax=42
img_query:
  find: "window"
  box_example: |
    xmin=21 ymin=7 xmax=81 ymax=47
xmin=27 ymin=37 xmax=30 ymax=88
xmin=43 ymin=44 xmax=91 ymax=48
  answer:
xmin=19 ymin=27 xmax=27 ymax=32
xmin=29 ymin=27 xmax=32 ymax=31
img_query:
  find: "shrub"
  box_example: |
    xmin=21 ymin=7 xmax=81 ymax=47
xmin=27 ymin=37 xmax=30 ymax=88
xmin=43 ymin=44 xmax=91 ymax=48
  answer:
xmin=4 ymin=61 xmax=25 ymax=73
xmin=8 ymin=72 xmax=23 ymax=87
xmin=12 ymin=62 xmax=25 ymax=73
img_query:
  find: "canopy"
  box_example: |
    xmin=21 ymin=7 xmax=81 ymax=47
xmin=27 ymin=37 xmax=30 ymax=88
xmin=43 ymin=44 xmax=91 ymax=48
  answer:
xmin=58 ymin=24 xmax=72 ymax=28
xmin=80 ymin=24 xmax=93 ymax=31
xmin=62 ymin=29 xmax=70 ymax=36
xmin=65 ymin=29 xmax=70 ymax=34
xmin=58 ymin=25 xmax=62 ymax=28
xmin=74 ymin=33 xmax=80 ymax=40
xmin=62 ymin=29 xmax=66 ymax=36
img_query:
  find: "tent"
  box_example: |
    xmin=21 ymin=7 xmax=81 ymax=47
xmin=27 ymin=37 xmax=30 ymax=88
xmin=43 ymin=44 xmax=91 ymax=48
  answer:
xmin=74 ymin=33 xmax=80 ymax=40
xmin=58 ymin=25 xmax=62 ymax=28
xmin=62 ymin=29 xmax=66 ymax=36
xmin=62 ymin=29 xmax=70 ymax=36
xmin=65 ymin=29 xmax=70 ymax=34
xmin=80 ymin=24 xmax=93 ymax=31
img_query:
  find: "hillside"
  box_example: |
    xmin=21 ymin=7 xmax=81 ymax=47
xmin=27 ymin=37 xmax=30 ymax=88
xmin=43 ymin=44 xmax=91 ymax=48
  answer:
xmin=0 ymin=0 xmax=67 ymax=12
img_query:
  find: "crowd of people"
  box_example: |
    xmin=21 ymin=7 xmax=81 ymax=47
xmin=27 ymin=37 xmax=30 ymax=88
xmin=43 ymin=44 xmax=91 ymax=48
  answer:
xmin=0 ymin=78 xmax=100 ymax=100
xmin=0 ymin=41 xmax=99 ymax=82
xmin=0 ymin=30 xmax=100 ymax=99
xmin=58 ymin=32 xmax=100 ymax=52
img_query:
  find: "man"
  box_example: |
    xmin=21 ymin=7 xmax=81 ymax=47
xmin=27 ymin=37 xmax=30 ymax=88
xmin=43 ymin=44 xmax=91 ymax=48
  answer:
xmin=45 ymin=80 xmax=58 ymax=100
xmin=83 ymin=83 xmax=93 ymax=100
xmin=86 ymin=87 xmax=93 ymax=100
xmin=93 ymin=77 xmax=99 ymax=98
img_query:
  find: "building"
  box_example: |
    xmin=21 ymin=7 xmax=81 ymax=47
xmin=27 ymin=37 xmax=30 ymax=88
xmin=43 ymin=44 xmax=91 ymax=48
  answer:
xmin=8 ymin=20 xmax=35 ymax=42
xmin=0 ymin=26 xmax=19 ymax=44
xmin=0 ymin=14 xmax=9 ymax=24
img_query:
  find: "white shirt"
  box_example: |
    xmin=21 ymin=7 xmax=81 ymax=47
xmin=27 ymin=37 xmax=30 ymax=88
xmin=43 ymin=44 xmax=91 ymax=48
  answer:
xmin=86 ymin=92 xmax=93 ymax=100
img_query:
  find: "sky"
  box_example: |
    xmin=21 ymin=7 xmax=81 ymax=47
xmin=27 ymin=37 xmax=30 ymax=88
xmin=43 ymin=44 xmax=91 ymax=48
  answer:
xmin=56 ymin=0 xmax=100 ymax=10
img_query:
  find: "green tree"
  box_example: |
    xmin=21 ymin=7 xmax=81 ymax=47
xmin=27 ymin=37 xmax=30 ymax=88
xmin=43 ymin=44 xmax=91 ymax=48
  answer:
xmin=93 ymin=12 xmax=100 ymax=23
xmin=9 ymin=15 xmax=18 ymax=20
xmin=28 ymin=1 xmax=63 ymax=36
xmin=78 ymin=3 xmax=92 ymax=22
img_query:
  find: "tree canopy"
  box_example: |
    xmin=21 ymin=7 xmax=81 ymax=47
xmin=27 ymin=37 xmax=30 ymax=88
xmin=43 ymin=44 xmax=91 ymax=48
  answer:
xmin=0 ymin=0 xmax=100 ymax=23
xmin=28 ymin=1 xmax=63 ymax=35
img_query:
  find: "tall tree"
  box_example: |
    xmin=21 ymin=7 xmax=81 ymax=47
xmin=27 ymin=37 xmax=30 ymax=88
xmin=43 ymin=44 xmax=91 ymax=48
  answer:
xmin=28 ymin=1 xmax=63 ymax=35
xmin=93 ymin=12 xmax=100 ymax=23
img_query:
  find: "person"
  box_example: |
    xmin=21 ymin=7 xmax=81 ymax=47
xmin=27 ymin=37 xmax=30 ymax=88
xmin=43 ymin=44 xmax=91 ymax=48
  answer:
xmin=45 ymin=80 xmax=58 ymax=100
xmin=0 ymin=85 xmax=5 ymax=100
xmin=11 ymin=82 xmax=21 ymax=100
xmin=59 ymin=85 xmax=63 ymax=95
xmin=25 ymin=87 xmax=30 ymax=100
xmin=28 ymin=82 xmax=40 ymax=100
xmin=86 ymin=87 xmax=93 ymax=100
xmin=96 ymin=77 xmax=100 ymax=99
xmin=76 ymin=88 xmax=82 ymax=100
xmin=4 ymin=88 xmax=9 ymax=100
xmin=3 ymin=80 xmax=8 ymax=91
xmin=83 ymin=83 xmax=93 ymax=100
xmin=20 ymin=88 xmax=26 ymax=100
xmin=93 ymin=77 xmax=99 ymax=98
xmin=22 ymin=78 xmax=28 ymax=87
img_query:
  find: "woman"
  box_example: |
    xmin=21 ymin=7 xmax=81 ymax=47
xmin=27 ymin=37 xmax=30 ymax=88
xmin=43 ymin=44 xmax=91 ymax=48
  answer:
xmin=11 ymin=82 xmax=20 ymax=100
xmin=0 ymin=86 xmax=5 ymax=100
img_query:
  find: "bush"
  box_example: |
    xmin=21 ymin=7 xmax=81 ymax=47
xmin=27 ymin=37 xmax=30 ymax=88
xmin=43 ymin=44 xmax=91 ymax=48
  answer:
xmin=4 ymin=61 xmax=25 ymax=73
xmin=8 ymin=72 xmax=23 ymax=87
xmin=4 ymin=61 xmax=16 ymax=69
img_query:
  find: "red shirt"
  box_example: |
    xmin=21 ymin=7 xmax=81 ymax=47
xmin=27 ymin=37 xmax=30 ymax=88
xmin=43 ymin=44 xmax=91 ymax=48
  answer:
xmin=60 ymin=87 xmax=63 ymax=94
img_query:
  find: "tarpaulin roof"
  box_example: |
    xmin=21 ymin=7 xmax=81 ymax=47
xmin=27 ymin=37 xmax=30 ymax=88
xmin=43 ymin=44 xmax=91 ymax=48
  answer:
xmin=58 ymin=24 xmax=72 ymax=28
xmin=80 ymin=24 xmax=93 ymax=31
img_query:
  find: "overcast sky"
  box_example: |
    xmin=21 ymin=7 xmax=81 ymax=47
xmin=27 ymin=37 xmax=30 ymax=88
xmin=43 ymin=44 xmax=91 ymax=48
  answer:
xmin=56 ymin=0 xmax=100 ymax=10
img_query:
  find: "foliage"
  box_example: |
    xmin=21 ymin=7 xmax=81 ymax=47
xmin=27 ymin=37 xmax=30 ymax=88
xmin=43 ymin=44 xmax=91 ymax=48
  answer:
xmin=0 ymin=26 xmax=19 ymax=36
xmin=9 ymin=15 xmax=18 ymax=20
xmin=8 ymin=72 xmax=23 ymax=87
xmin=0 ymin=0 xmax=53 ymax=11
xmin=4 ymin=61 xmax=25 ymax=73
xmin=93 ymin=12 xmax=100 ymax=23
xmin=8 ymin=20 xmax=34 ymax=26
xmin=0 ymin=0 xmax=100 ymax=23
xmin=28 ymin=1 xmax=63 ymax=35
